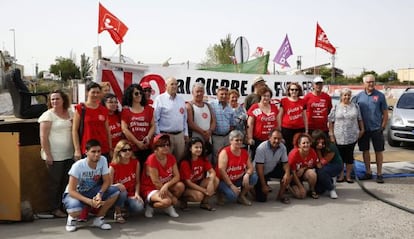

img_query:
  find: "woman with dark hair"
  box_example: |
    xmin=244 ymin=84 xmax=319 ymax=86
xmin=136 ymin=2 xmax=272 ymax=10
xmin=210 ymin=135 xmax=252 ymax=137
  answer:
xmin=121 ymin=84 xmax=154 ymax=169
xmin=38 ymin=89 xmax=74 ymax=218
xmin=278 ymin=82 xmax=308 ymax=153
xmin=179 ymin=137 xmax=219 ymax=211
xmin=288 ymin=133 xmax=318 ymax=199
xmin=102 ymin=93 xmax=123 ymax=149
xmin=311 ymin=130 xmax=343 ymax=199
xmin=140 ymin=134 xmax=185 ymax=218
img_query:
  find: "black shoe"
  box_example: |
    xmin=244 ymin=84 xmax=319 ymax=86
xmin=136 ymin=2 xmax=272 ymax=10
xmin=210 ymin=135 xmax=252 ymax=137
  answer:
xmin=360 ymin=173 xmax=372 ymax=180
xmin=376 ymin=175 xmax=384 ymax=184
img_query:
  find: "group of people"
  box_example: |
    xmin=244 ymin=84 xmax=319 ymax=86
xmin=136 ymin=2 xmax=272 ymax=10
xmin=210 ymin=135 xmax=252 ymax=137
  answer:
xmin=37 ymin=73 xmax=388 ymax=232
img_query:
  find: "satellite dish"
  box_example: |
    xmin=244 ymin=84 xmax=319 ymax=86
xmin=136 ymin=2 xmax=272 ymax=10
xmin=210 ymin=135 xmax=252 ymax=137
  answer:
xmin=234 ymin=36 xmax=250 ymax=64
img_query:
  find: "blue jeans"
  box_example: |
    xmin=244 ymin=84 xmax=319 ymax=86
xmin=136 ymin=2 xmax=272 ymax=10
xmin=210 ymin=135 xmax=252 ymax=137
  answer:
xmin=62 ymin=185 xmax=119 ymax=213
xmin=116 ymin=190 xmax=144 ymax=214
xmin=218 ymin=172 xmax=258 ymax=202
xmin=316 ymin=163 xmax=343 ymax=193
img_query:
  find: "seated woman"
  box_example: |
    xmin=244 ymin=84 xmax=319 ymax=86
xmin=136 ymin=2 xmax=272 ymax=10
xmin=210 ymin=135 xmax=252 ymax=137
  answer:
xmin=109 ymin=140 xmax=144 ymax=223
xmin=179 ymin=137 xmax=219 ymax=211
xmin=288 ymin=133 xmax=319 ymax=199
xmin=311 ymin=130 xmax=343 ymax=199
xmin=216 ymin=130 xmax=258 ymax=206
xmin=140 ymin=134 xmax=185 ymax=218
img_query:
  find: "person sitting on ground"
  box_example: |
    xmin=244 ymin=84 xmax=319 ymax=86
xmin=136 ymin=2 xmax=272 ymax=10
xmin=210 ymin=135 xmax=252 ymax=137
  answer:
xmin=216 ymin=130 xmax=258 ymax=206
xmin=140 ymin=134 xmax=185 ymax=218
xmin=288 ymin=133 xmax=319 ymax=199
xmin=109 ymin=140 xmax=144 ymax=223
xmin=311 ymin=130 xmax=343 ymax=199
xmin=62 ymin=139 xmax=119 ymax=232
xmin=254 ymin=129 xmax=291 ymax=204
xmin=179 ymin=137 xmax=219 ymax=211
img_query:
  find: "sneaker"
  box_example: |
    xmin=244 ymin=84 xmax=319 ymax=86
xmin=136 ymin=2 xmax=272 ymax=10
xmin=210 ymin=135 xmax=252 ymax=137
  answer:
xmin=145 ymin=205 xmax=154 ymax=218
xmin=91 ymin=216 xmax=111 ymax=230
xmin=329 ymin=190 xmax=338 ymax=199
xmin=164 ymin=206 xmax=179 ymax=218
xmin=376 ymin=175 xmax=384 ymax=184
xmin=360 ymin=173 xmax=372 ymax=180
xmin=65 ymin=215 xmax=77 ymax=232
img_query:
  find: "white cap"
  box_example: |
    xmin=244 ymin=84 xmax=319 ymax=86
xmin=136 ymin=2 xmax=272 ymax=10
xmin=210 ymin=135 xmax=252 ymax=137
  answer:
xmin=253 ymin=76 xmax=265 ymax=85
xmin=313 ymin=76 xmax=324 ymax=83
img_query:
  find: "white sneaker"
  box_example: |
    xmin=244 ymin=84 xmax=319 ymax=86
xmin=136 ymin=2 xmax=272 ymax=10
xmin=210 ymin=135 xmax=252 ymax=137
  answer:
xmin=65 ymin=215 xmax=77 ymax=232
xmin=145 ymin=205 xmax=154 ymax=218
xmin=91 ymin=216 xmax=111 ymax=230
xmin=329 ymin=190 xmax=338 ymax=199
xmin=164 ymin=206 xmax=179 ymax=218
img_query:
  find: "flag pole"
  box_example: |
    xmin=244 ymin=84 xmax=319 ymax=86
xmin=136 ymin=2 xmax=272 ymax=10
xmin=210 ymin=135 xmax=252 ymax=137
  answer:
xmin=119 ymin=44 xmax=122 ymax=63
xmin=314 ymin=48 xmax=317 ymax=75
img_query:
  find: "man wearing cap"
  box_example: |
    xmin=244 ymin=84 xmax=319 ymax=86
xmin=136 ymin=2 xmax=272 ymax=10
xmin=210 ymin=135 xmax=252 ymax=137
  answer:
xmin=140 ymin=81 xmax=154 ymax=107
xmin=153 ymin=77 xmax=188 ymax=162
xmin=244 ymin=76 xmax=267 ymax=111
xmin=304 ymin=76 xmax=332 ymax=135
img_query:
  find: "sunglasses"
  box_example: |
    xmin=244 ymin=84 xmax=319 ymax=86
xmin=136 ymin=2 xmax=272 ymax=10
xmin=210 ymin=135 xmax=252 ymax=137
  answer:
xmin=134 ymin=92 xmax=142 ymax=96
xmin=120 ymin=148 xmax=132 ymax=152
xmin=290 ymin=88 xmax=299 ymax=92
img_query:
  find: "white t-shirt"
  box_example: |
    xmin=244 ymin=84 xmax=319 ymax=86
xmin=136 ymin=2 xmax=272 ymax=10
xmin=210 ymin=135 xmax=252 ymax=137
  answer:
xmin=38 ymin=109 xmax=74 ymax=161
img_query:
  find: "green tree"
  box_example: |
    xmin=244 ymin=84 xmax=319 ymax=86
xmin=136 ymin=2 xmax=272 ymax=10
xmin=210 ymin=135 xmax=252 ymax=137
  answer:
xmin=49 ymin=57 xmax=80 ymax=81
xmin=80 ymin=53 xmax=92 ymax=81
xmin=201 ymin=34 xmax=234 ymax=66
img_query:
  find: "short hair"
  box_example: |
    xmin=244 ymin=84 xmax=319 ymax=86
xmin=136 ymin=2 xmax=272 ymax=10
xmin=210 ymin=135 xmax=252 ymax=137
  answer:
xmin=229 ymin=130 xmax=244 ymax=141
xmin=268 ymin=128 xmax=282 ymax=138
xmin=47 ymin=89 xmax=70 ymax=110
xmin=228 ymin=89 xmax=240 ymax=98
xmin=339 ymin=88 xmax=352 ymax=102
xmin=192 ymin=82 xmax=205 ymax=91
xmin=216 ymin=86 xmax=229 ymax=94
xmin=85 ymin=139 xmax=101 ymax=151
xmin=86 ymin=82 xmax=101 ymax=92
xmin=363 ymin=74 xmax=376 ymax=83
xmin=286 ymin=82 xmax=303 ymax=97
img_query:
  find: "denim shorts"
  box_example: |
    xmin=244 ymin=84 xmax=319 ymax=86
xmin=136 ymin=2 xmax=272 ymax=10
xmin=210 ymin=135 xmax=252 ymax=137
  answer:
xmin=63 ymin=185 xmax=120 ymax=213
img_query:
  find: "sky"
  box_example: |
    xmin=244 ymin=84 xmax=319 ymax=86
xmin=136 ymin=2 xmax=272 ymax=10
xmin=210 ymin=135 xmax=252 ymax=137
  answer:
xmin=2 ymin=0 xmax=414 ymax=77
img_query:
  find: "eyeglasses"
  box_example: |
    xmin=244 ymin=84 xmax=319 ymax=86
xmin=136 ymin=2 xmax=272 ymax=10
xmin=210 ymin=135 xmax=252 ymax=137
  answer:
xmin=120 ymin=148 xmax=132 ymax=152
xmin=290 ymin=89 xmax=299 ymax=92
xmin=134 ymin=92 xmax=142 ymax=96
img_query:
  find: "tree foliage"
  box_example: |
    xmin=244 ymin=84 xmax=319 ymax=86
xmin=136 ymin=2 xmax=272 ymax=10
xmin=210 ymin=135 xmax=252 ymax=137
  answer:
xmin=80 ymin=53 xmax=92 ymax=81
xmin=49 ymin=57 xmax=80 ymax=81
xmin=201 ymin=34 xmax=234 ymax=66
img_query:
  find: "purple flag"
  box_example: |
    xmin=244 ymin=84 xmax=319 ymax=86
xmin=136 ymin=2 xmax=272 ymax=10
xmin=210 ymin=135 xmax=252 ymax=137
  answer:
xmin=273 ymin=34 xmax=293 ymax=68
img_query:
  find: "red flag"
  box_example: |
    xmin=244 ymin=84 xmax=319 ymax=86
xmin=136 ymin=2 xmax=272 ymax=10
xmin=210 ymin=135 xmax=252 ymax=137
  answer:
xmin=315 ymin=23 xmax=336 ymax=54
xmin=98 ymin=3 xmax=128 ymax=44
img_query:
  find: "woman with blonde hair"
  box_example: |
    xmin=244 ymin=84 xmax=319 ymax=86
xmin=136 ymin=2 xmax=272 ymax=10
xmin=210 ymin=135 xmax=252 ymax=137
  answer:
xmin=109 ymin=140 xmax=144 ymax=223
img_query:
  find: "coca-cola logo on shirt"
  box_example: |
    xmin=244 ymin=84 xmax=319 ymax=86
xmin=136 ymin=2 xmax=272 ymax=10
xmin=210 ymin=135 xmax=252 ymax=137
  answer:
xmin=287 ymin=106 xmax=301 ymax=115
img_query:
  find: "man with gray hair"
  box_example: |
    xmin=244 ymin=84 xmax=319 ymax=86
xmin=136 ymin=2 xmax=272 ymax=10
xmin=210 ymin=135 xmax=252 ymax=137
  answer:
xmin=353 ymin=74 xmax=388 ymax=183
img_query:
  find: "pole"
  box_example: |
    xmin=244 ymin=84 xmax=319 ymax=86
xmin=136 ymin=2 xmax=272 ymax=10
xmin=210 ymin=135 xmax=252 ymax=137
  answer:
xmin=331 ymin=53 xmax=335 ymax=84
xmin=119 ymin=44 xmax=122 ymax=63
xmin=9 ymin=28 xmax=16 ymax=67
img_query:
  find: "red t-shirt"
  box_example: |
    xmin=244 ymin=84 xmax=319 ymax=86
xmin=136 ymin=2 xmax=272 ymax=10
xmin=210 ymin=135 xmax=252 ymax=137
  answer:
xmin=216 ymin=146 xmax=248 ymax=183
xmin=247 ymin=103 xmax=279 ymax=141
xmin=140 ymin=153 xmax=177 ymax=197
xmin=75 ymin=104 xmax=110 ymax=154
xmin=179 ymin=157 xmax=212 ymax=183
xmin=288 ymin=147 xmax=319 ymax=171
xmin=304 ymin=92 xmax=332 ymax=131
xmin=280 ymin=97 xmax=306 ymax=129
xmin=108 ymin=113 xmax=123 ymax=148
xmin=110 ymin=159 xmax=138 ymax=197
xmin=121 ymin=106 xmax=154 ymax=151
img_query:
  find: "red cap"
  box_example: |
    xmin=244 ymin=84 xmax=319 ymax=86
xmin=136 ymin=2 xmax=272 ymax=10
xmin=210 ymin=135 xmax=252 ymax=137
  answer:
xmin=152 ymin=134 xmax=170 ymax=146
xmin=140 ymin=81 xmax=152 ymax=89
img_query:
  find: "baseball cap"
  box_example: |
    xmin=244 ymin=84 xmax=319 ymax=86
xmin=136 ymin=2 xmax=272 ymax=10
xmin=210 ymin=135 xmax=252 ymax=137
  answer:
xmin=253 ymin=76 xmax=265 ymax=85
xmin=140 ymin=81 xmax=152 ymax=89
xmin=313 ymin=77 xmax=324 ymax=83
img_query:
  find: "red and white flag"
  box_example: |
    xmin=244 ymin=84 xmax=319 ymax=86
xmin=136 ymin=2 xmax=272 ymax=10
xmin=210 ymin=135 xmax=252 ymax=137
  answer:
xmin=98 ymin=3 xmax=128 ymax=44
xmin=315 ymin=23 xmax=336 ymax=54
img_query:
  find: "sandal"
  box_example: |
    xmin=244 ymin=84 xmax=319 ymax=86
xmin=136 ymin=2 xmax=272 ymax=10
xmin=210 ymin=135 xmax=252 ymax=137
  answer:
xmin=114 ymin=213 xmax=126 ymax=224
xmin=277 ymin=196 xmax=291 ymax=204
xmin=346 ymin=178 xmax=354 ymax=184
xmin=336 ymin=178 xmax=345 ymax=183
xmin=311 ymin=191 xmax=319 ymax=199
xmin=179 ymin=200 xmax=190 ymax=211
xmin=200 ymin=203 xmax=216 ymax=211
